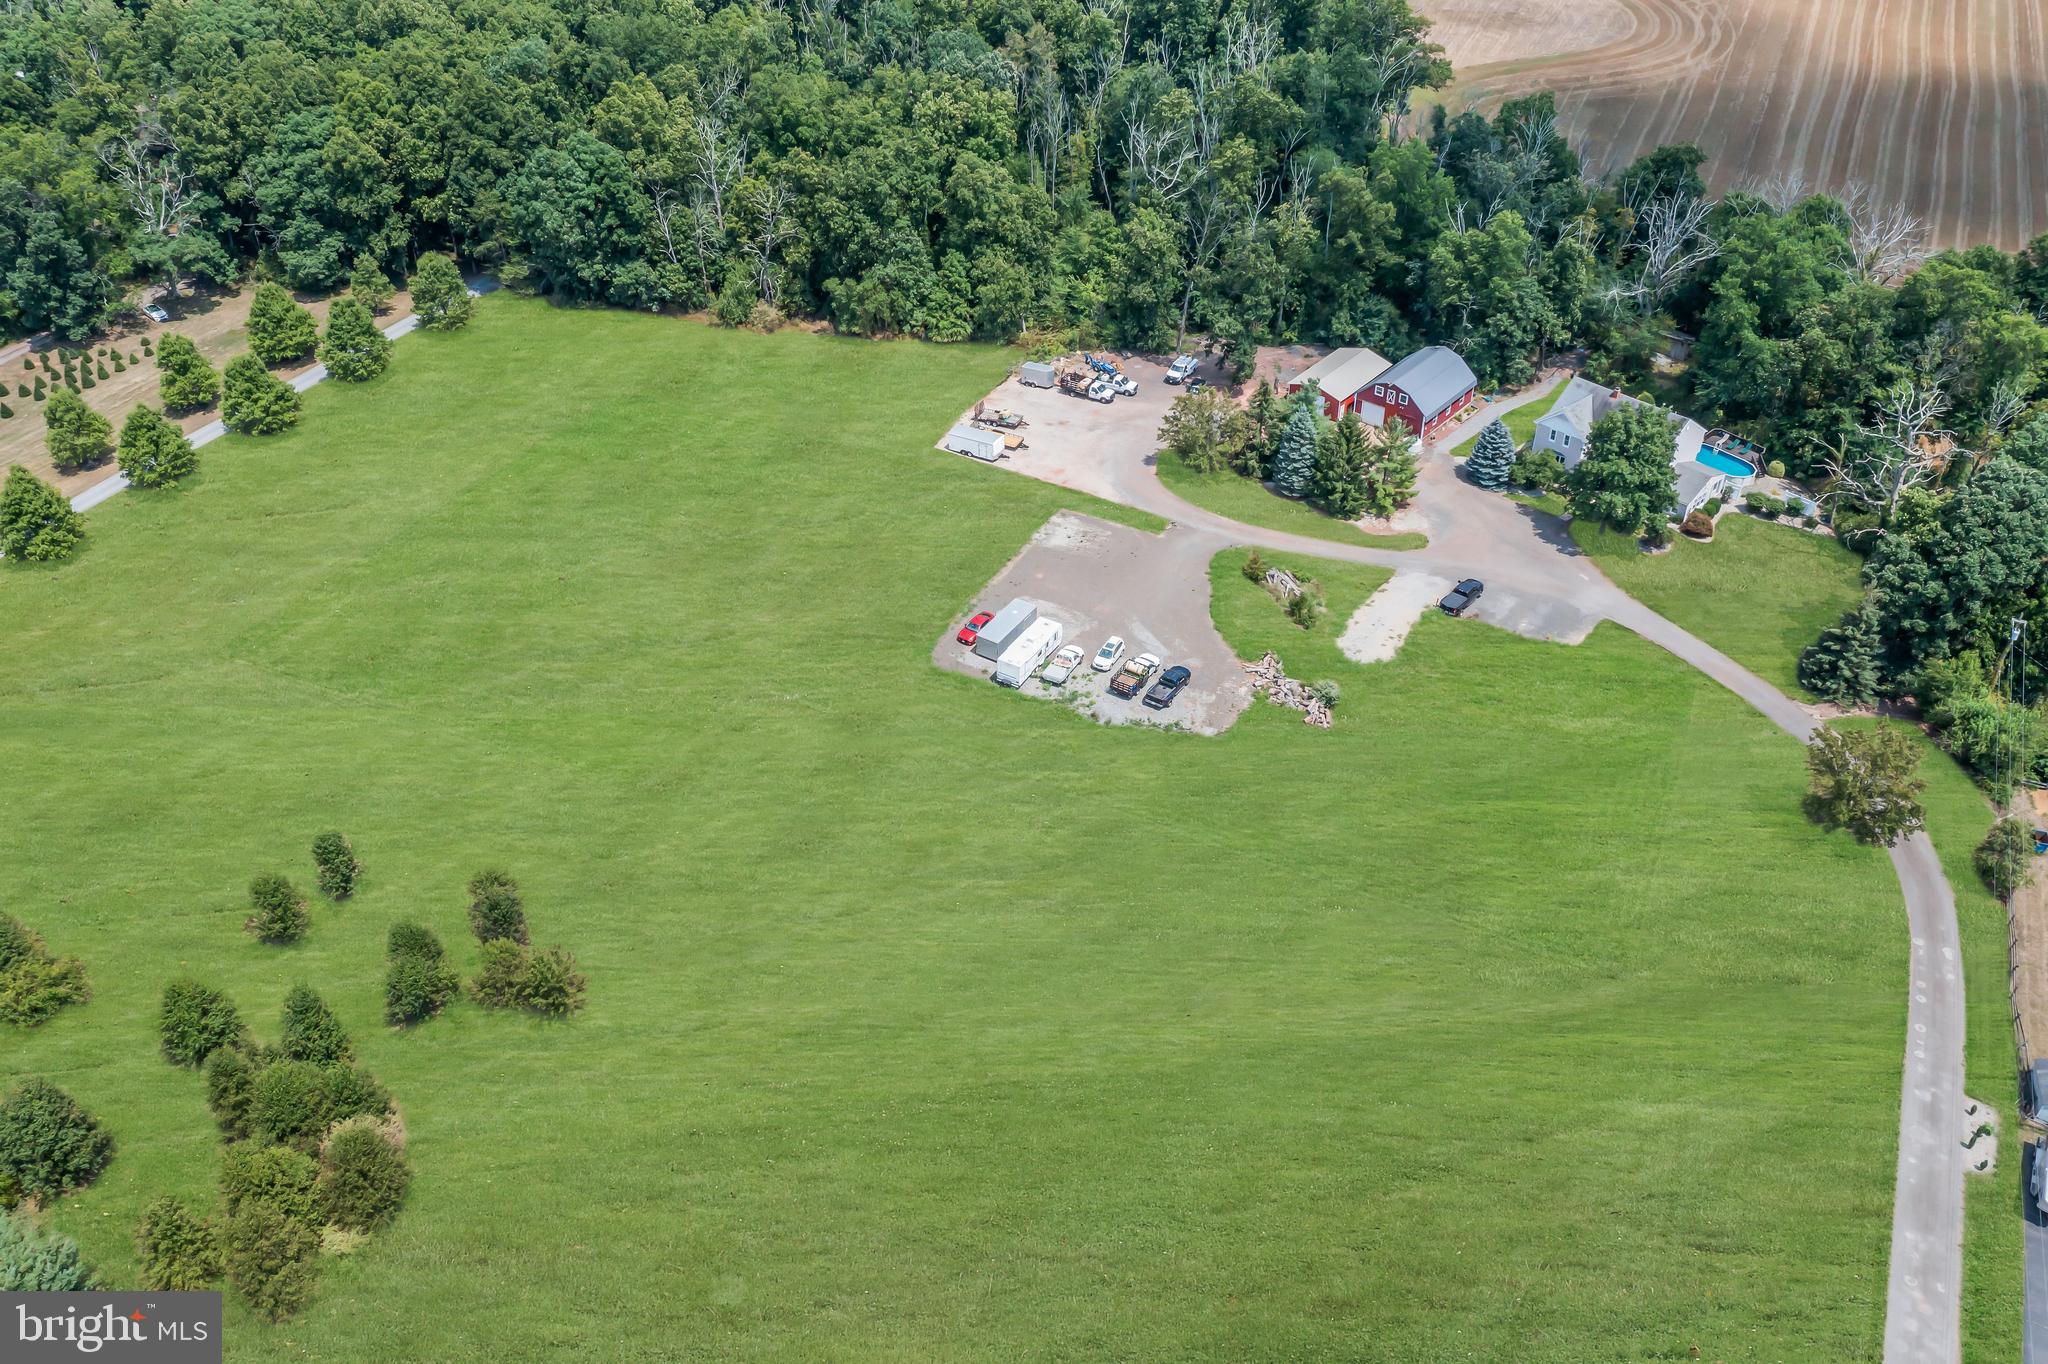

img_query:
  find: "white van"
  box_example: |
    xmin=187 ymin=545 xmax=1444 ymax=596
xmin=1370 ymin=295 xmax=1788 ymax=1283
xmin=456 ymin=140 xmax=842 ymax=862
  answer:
xmin=993 ymin=619 xmax=1064 ymax=688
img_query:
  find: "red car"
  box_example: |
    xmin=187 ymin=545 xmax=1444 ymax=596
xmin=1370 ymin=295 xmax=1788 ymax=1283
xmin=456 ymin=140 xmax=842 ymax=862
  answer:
xmin=957 ymin=611 xmax=994 ymax=646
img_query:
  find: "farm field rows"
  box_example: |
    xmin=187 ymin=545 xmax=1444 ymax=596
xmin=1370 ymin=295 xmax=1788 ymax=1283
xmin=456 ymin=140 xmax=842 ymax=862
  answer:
xmin=1 ymin=299 xmax=1927 ymax=1359
xmin=1420 ymin=0 xmax=2048 ymax=249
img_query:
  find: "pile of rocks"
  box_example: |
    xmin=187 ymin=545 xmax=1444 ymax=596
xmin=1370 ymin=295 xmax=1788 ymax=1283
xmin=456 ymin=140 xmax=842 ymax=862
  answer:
xmin=1241 ymin=651 xmax=1332 ymax=729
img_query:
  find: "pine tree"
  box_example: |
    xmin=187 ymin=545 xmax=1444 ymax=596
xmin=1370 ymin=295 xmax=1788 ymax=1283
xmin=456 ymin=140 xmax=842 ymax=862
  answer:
xmin=1364 ymin=420 xmax=1420 ymax=517
xmin=278 ymin=985 xmax=352 ymax=1065
xmin=118 ymin=404 xmax=199 ymax=489
xmin=0 ymin=467 xmax=85 ymax=562
xmin=1310 ymin=412 xmax=1371 ymax=518
xmin=1797 ymin=598 xmax=1885 ymax=707
xmin=348 ymin=259 xmax=395 ymax=315
xmin=31 ymin=378 xmax=45 ymax=401
xmin=42 ymin=385 xmax=112 ymax=472
xmin=245 ymin=283 xmax=318 ymax=366
xmin=0 ymin=404 xmax=10 ymax=419
xmin=1466 ymin=418 xmax=1514 ymax=490
xmin=94 ymin=361 xmax=108 ymax=380
xmin=411 ymin=253 xmax=473 ymax=331
xmin=318 ymin=297 xmax=392 ymax=382
xmin=155 ymin=333 xmax=220 ymax=411
xmin=1270 ymin=403 xmax=1319 ymax=498
xmin=1244 ymin=378 xmax=1282 ymax=475
xmin=222 ymin=355 xmax=301 ymax=434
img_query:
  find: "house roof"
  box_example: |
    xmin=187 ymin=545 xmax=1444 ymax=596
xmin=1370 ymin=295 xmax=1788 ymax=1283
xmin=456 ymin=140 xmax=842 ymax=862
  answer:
xmin=1542 ymin=378 xmax=1709 ymax=457
xmin=1377 ymin=347 xmax=1478 ymax=417
xmin=1287 ymin=347 xmax=1391 ymax=400
xmin=1674 ymin=460 xmax=1723 ymax=511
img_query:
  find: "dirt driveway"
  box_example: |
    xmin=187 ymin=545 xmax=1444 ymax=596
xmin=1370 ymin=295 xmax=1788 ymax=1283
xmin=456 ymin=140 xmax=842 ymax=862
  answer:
xmin=931 ymin=511 xmax=1252 ymax=735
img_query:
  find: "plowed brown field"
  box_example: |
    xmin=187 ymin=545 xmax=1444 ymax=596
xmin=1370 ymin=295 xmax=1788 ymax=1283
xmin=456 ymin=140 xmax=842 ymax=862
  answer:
xmin=1422 ymin=0 xmax=2048 ymax=249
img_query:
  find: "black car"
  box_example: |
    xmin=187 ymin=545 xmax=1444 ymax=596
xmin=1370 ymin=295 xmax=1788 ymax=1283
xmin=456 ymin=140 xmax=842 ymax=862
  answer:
xmin=1142 ymin=665 xmax=1192 ymax=709
xmin=1439 ymin=579 xmax=1484 ymax=616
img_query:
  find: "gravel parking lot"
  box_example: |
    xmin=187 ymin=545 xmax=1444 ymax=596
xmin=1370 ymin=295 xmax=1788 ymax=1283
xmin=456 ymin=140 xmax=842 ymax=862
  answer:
xmin=932 ymin=511 xmax=1252 ymax=734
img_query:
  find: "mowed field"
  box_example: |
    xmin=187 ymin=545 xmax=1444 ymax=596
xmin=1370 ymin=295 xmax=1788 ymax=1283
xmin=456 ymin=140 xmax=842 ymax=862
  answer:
xmin=1420 ymin=0 xmax=2048 ymax=249
xmin=0 ymin=298 xmax=1934 ymax=1360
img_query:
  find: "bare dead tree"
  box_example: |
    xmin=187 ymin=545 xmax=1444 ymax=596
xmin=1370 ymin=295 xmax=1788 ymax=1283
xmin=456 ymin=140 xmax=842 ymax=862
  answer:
xmin=1986 ymin=377 xmax=2030 ymax=442
xmin=99 ymin=103 xmax=197 ymax=293
xmin=687 ymin=108 xmax=748 ymax=234
xmin=1747 ymin=169 xmax=1811 ymax=213
xmin=1023 ymin=50 xmax=1069 ymax=196
xmin=1837 ymin=181 xmax=1932 ymax=284
xmin=1607 ymin=194 xmax=1720 ymax=314
xmin=1822 ymin=376 xmax=1965 ymax=528
xmin=744 ymin=179 xmax=795 ymax=307
xmin=1219 ymin=1 xmax=1279 ymax=86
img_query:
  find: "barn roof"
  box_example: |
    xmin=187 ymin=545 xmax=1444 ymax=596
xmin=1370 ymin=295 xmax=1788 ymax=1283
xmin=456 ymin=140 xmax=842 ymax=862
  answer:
xmin=1288 ymin=347 xmax=1391 ymax=401
xmin=1378 ymin=347 xmax=1478 ymax=417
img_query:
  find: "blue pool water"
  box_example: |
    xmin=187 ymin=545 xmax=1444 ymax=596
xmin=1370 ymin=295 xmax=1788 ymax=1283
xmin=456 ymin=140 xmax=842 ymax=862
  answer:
xmin=1695 ymin=447 xmax=1757 ymax=477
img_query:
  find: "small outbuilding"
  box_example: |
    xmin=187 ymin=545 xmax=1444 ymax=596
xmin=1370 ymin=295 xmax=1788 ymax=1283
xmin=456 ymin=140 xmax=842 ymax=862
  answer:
xmin=942 ymin=424 xmax=1005 ymax=462
xmin=1284 ymin=346 xmax=1392 ymax=421
xmin=973 ymin=597 xmax=1038 ymax=660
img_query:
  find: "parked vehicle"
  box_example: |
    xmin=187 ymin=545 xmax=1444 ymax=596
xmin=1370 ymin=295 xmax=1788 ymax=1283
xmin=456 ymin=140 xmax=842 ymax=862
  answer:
xmin=1110 ymin=374 xmax=1137 ymax=397
xmin=973 ymin=598 xmax=1038 ymax=660
xmin=1108 ymin=651 xmax=1160 ymax=698
xmin=957 ymin=611 xmax=995 ymax=646
xmin=1184 ymin=378 xmax=1207 ymax=396
xmin=1086 ymin=378 xmax=1115 ymax=404
xmin=1165 ymin=355 xmax=1198 ymax=384
xmin=1019 ymin=361 xmax=1057 ymax=388
xmin=994 ymin=619 xmax=1065 ymax=688
xmin=1143 ymin=665 xmax=1191 ymax=710
xmin=1042 ymin=644 xmax=1085 ymax=684
xmin=1092 ymin=636 xmax=1126 ymax=672
xmin=1439 ymin=579 xmax=1485 ymax=617
xmin=142 ymin=303 xmax=171 ymax=324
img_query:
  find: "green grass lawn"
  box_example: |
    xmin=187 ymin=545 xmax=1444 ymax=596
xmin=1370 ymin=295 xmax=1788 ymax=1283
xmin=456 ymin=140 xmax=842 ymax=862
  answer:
xmin=1154 ymin=448 xmax=1426 ymax=549
xmin=0 ymin=298 xmax=1932 ymax=1361
xmin=1573 ymin=513 xmax=1867 ymax=698
xmin=1448 ymin=395 xmax=1545 ymax=458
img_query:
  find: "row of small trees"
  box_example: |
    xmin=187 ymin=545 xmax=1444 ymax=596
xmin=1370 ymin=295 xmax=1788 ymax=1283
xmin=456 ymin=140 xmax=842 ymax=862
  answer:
xmin=1159 ymin=380 xmax=1419 ymax=522
xmin=2 ymin=255 xmax=475 ymax=568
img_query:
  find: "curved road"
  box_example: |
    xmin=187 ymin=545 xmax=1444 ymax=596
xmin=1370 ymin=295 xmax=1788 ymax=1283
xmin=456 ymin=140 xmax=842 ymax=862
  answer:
xmin=1085 ymin=390 xmax=1968 ymax=1364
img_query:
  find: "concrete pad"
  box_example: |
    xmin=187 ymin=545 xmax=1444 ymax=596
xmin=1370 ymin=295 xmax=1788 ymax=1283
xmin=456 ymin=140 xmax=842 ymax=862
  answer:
xmin=1338 ymin=571 xmax=1453 ymax=664
xmin=932 ymin=512 xmax=1252 ymax=734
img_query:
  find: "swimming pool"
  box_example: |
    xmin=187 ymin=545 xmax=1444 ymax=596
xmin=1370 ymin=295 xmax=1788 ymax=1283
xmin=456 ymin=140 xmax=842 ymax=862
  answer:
xmin=1695 ymin=447 xmax=1757 ymax=478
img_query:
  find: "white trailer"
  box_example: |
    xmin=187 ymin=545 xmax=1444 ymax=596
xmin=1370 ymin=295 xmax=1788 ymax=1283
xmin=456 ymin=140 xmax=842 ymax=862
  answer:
xmin=1019 ymin=360 xmax=1057 ymax=388
xmin=973 ymin=597 xmax=1037 ymax=661
xmin=941 ymin=424 xmax=1004 ymax=462
xmin=993 ymin=618 xmax=1064 ymax=688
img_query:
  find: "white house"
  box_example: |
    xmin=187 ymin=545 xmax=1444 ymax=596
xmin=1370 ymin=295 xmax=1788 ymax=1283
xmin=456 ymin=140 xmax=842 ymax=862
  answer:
xmin=1531 ymin=378 xmax=1739 ymax=519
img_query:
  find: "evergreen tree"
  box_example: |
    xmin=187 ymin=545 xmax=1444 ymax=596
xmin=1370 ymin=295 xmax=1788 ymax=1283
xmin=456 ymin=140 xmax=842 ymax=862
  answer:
xmin=0 ymin=467 xmax=85 ymax=563
xmin=318 ymin=298 xmax=392 ymax=382
xmin=1 ymin=1210 xmax=97 ymax=1291
xmin=1270 ymin=402 xmax=1319 ymax=497
xmin=278 ymin=986 xmax=352 ymax=1065
xmin=1311 ymin=412 xmax=1372 ymax=518
xmin=1465 ymin=418 xmax=1514 ymax=490
xmin=348 ymin=259 xmax=395 ymax=315
xmin=1796 ymin=599 xmax=1884 ymax=706
xmin=411 ymin=254 xmax=473 ymax=331
xmin=1244 ymin=378 xmax=1282 ymax=475
xmin=156 ymin=334 xmax=221 ymax=411
xmin=1364 ymin=419 xmax=1420 ymax=517
xmin=245 ymin=284 xmax=318 ymax=366
xmin=42 ymin=386 xmax=111 ymax=473
xmin=117 ymin=404 xmax=198 ymax=489
xmin=221 ymin=355 xmax=301 ymax=435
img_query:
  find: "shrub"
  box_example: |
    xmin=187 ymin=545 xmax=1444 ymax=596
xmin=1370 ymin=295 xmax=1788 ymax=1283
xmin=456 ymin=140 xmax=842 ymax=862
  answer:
xmin=245 ymin=875 xmax=310 ymax=944
xmin=135 ymin=1197 xmax=222 ymax=1290
xmin=517 ymin=945 xmax=588 ymax=1018
xmin=224 ymin=1199 xmax=318 ymax=1322
xmin=78 ymin=369 xmax=94 ymax=390
xmin=0 ymin=1209 xmax=96 ymax=1290
xmin=0 ymin=467 xmax=85 ymax=563
xmin=246 ymin=283 xmax=318 ymax=366
xmin=1641 ymin=520 xmax=1672 ymax=549
xmin=0 ymin=956 xmax=90 ymax=1027
xmin=311 ymin=831 xmax=359 ymax=900
xmin=1744 ymin=491 xmax=1784 ymax=517
xmin=219 ymin=1141 xmax=320 ymax=1227
xmin=317 ymin=1117 xmax=410 ymax=1230
xmin=411 ymin=253 xmax=473 ymax=331
xmin=0 ymin=916 xmax=35 ymax=972
xmin=1976 ymin=817 xmax=2035 ymax=899
xmin=1241 ymin=549 xmax=1265 ymax=582
xmin=1702 ymin=497 xmax=1722 ymax=516
xmin=1508 ymin=445 xmax=1561 ymax=490
xmin=1285 ymin=586 xmax=1323 ymax=629
xmin=0 ymin=403 xmax=10 ymax=419
xmin=221 ymin=354 xmax=301 ymax=434
xmin=0 ymin=1080 xmax=113 ymax=1199
xmin=247 ymin=1061 xmax=332 ymax=1151
xmin=279 ymin=985 xmax=352 ymax=1065
xmin=94 ymin=361 xmax=108 ymax=380
xmin=159 ymin=980 xmax=245 ymax=1067
xmin=154 ymin=333 xmax=220 ymax=411
xmin=467 ymin=870 xmax=529 ymax=944
xmin=469 ymin=939 xmax=529 ymax=1008
xmin=204 ymin=1047 xmax=258 ymax=1138
xmin=319 ymin=1065 xmax=392 ymax=1126
xmin=387 ymin=921 xmax=441 ymax=961
xmin=1681 ymin=509 xmax=1714 ymax=539
xmin=1766 ymin=459 xmax=1787 ymax=478
xmin=41 ymin=385 xmax=111 ymax=472
xmin=386 ymin=951 xmax=458 ymax=1026
xmin=1309 ymin=679 xmax=1342 ymax=709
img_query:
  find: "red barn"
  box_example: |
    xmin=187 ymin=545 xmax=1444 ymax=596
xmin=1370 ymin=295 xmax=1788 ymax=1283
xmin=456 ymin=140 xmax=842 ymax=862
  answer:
xmin=1362 ymin=347 xmax=1479 ymax=439
xmin=1283 ymin=347 xmax=1391 ymax=421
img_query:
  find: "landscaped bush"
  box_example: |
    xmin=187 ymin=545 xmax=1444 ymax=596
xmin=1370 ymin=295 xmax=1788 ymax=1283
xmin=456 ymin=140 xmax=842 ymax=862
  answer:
xmin=1241 ymin=549 xmax=1265 ymax=582
xmin=1744 ymin=492 xmax=1784 ymax=517
xmin=516 ymin=946 xmax=589 ymax=1018
xmin=224 ymin=1199 xmax=318 ymax=1322
xmin=245 ymin=875 xmax=310 ymax=944
xmin=0 ymin=1080 xmax=114 ymax=1199
xmin=469 ymin=938 xmax=528 ymax=1008
xmin=1976 ymin=817 xmax=2035 ymax=899
xmin=279 ymin=985 xmax=352 ymax=1065
xmin=203 ymin=1046 xmax=258 ymax=1138
xmin=317 ymin=1117 xmax=410 ymax=1230
xmin=1508 ymin=445 xmax=1561 ymax=491
xmin=387 ymin=921 xmax=438 ymax=960
xmin=318 ymin=1065 xmax=392 ymax=1127
xmin=159 ymin=979 xmax=245 ymax=1067
xmin=1309 ymin=679 xmax=1342 ymax=709
xmin=311 ymin=831 xmax=359 ymax=899
xmin=385 ymin=938 xmax=458 ymax=1026
xmin=1681 ymin=509 xmax=1714 ymax=539
xmin=1641 ymin=520 xmax=1672 ymax=549
xmin=219 ymin=1141 xmax=320 ymax=1228
xmin=467 ymin=870 xmax=529 ymax=944
xmin=1285 ymin=585 xmax=1324 ymax=629
xmin=247 ymin=1061 xmax=332 ymax=1151
xmin=0 ymin=914 xmax=88 ymax=1028
xmin=135 ymin=1197 xmax=222 ymax=1290
xmin=1 ymin=1209 xmax=97 ymax=1290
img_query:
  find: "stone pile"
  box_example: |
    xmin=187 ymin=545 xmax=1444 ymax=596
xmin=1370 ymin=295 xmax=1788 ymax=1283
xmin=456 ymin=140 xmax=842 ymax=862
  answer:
xmin=1241 ymin=651 xmax=1332 ymax=729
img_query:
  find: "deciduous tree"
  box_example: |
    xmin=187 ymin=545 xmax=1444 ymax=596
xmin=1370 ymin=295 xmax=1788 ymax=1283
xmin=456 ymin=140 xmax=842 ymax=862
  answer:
xmin=245 ymin=284 xmax=317 ymax=367
xmin=317 ymin=297 xmax=391 ymax=382
xmin=42 ymin=386 xmax=111 ymax=473
xmin=221 ymin=355 xmax=301 ymax=435
xmin=154 ymin=334 xmax=219 ymax=411
xmin=117 ymin=404 xmax=197 ymax=488
xmin=1565 ymin=403 xmax=1676 ymax=534
xmin=1804 ymin=725 xmax=1926 ymax=846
